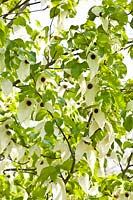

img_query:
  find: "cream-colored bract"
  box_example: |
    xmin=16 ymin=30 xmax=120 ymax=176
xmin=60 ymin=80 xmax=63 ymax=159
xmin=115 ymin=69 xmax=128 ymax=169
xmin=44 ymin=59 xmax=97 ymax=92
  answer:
xmin=53 ymin=142 xmax=71 ymax=162
xmin=52 ymin=178 xmax=66 ymax=200
xmin=1 ymin=79 xmax=12 ymax=96
xmin=17 ymin=61 xmax=30 ymax=82
xmin=17 ymin=98 xmax=35 ymax=124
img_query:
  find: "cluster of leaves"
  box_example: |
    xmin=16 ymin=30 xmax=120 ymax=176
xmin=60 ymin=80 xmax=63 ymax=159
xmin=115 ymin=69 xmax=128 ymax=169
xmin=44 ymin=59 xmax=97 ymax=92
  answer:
xmin=0 ymin=0 xmax=133 ymax=199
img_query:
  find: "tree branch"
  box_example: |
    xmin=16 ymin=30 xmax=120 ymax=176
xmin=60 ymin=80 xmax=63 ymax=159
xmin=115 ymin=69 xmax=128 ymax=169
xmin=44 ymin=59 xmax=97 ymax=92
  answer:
xmin=48 ymin=111 xmax=75 ymax=184
xmin=3 ymin=168 xmax=37 ymax=175
xmin=120 ymin=152 xmax=133 ymax=178
xmin=3 ymin=0 xmax=28 ymax=19
xmin=6 ymin=0 xmax=29 ymax=28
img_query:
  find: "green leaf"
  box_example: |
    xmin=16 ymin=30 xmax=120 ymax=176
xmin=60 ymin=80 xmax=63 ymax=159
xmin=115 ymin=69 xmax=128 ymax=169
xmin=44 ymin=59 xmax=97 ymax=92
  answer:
xmin=123 ymin=115 xmax=133 ymax=132
xmin=123 ymin=141 xmax=133 ymax=149
xmin=0 ymin=29 xmax=5 ymax=47
xmin=130 ymin=18 xmax=133 ymax=29
xmin=110 ymin=7 xmax=128 ymax=25
xmin=45 ymin=121 xmax=54 ymax=135
xmin=36 ymin=109 xmax=46 ymax=121
xmin=14 ymin=16 xmax=26 ymax=26
xmin=50 ymin=43 xmax=63 ymax=60
xmin=50 ymin=7 xmax=60 ymax=18
xmin=38 ymin=166 xmax=58 ymax=183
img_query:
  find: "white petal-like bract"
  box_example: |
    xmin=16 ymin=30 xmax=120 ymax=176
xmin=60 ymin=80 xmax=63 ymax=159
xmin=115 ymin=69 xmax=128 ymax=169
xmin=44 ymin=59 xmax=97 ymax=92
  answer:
xmin=17 ymin=61 xmax=30 ymax=82
xmin=53 ymin=142 xmax=71 ymax=162
xmin=52 ymin=178 xmax=66 ymax=200
xmin=1 ymin=79 xmax=12 ymax=96
xmin=78 ymin=174 xmax=90 ymax=194
xmin=17 ymin=98 xmax=34 ymax=123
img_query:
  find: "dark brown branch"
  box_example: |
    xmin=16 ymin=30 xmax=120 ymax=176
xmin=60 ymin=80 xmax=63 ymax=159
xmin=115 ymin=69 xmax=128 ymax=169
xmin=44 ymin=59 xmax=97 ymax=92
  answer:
xmin=13 ymin=79 xmax=20 ymax=86
xmin=41 ymin=154 xmax=60 ymax=159
xmin=3 ymin=0 xmax=28 ymax=19
xmin=119 ymin=152 xmax=133 ymax=178
xmin=1 ymin=6 xmax=49 ymax=17
xmin=3 ymin=168 xmax=37 ymax=175
xmin=48 ymin=111 xmax=75 ymax=184
xmin=6 ymin=0 xmax=29 ymax=28
xmin=28 ymin=1 xmax=41 ymax=6
xmin=1 ymin=0 xmax=9 ymax=3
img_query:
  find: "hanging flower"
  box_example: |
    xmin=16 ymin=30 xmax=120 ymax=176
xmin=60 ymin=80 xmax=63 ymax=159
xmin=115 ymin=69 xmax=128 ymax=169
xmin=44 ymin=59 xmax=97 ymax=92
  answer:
xmin=35 ymin=158 xmax=49 ymax=176
xmin=17 ymin=60 xmax=30 ymax=82
xmin=0 ymin=119 xmax=12 ymax=152
xmin=87 ymin=52 xmax=100 ymax=80
xmin=52 ymin=178 xmax=66 ymax=200
xmin=93 ymin=108 xmax=106 ymax=129
xmin=56 ymin=81 xmax=73 ymax=96
xmin=7 ymin=141 xmax=25 ymax=161
xmin=36 ymin=72 xmax=57 ymax=91
xmin=78 ymin=174 xmax=99 ymax=196
xmin=91 ymin=6 xmax=108 ymax=32
xmin=53 ymin=142 xmax=71 ymax=162
xmin=17 ymin=98 xmax=35 ymax=124
xmin=89 ymin=120 xmax=99 ymax=137
xmin=85 ymin=78 xmax=99 ymax=106
xmin=96 ymin=132 xmax=114 ymax=157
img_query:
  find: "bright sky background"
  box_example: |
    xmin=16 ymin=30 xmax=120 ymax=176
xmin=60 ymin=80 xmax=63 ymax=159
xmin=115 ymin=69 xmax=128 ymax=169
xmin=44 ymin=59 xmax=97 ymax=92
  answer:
xmin=30 ymin=0 xmax=133 ymax=80
xmin=12 ymin=0 xmax=133 ymax=80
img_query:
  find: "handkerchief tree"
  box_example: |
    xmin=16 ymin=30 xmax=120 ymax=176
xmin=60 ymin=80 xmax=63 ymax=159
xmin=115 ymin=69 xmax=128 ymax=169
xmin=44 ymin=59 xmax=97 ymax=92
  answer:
xmin=0 ymin=0 xmax=133 ymax=199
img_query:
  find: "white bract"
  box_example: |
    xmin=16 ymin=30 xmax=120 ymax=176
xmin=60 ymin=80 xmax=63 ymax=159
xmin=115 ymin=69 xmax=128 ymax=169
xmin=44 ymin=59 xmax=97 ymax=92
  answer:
xmin=17 ymin=60 xmax=30 ymax=82
xmin=93 ymin=109 xmax=106 ymax=129
xmin=0 ymin=120 xmax=12 ymax=153
xmin=52 ymin=178 xmax=66 ymax=200
xmin=53 ymin=142 xmax=71 ymax=162
xmin=127 ymin=100 xmax=133 ymax=111
xmin=96 ymin=132 xmax=114 ymax=157
xmin=78 ymin=174 xmax=99 ymax=195
xmin=56 ymin=81 xmax=73 ymax=96
xmin=91 ymin=6 xmax=108 ymax=32
xmin=75 ymin=140 xmax=96 ymax=174
xmin=75 ymin=140 xmax=90 ymax=163
xmin=86 ymin=148 xmax=96 ymax=175
xmin=1 ymin=79 xmax=12 ymax=96
xmin=17 ymin=98 xmax=35 ymax=124
xmin=87 ymin=52 xmax=100 ymax=80
xmin=85 ymin=79 xmax=99 ymax=106
xmin=36 ymin=72 xmax=57 ymax=91
xmin=35 ymin=159 xmax=49 ymax=176
xmin=9 ymin=142 xmax=25 ymax=161
xmin=89 ymin=120 xmax=99 ymax=137
xmin=78 ymin=173 xmax=90 ymax=194
xmin=29 ymin=144 xmax=41 ymax=157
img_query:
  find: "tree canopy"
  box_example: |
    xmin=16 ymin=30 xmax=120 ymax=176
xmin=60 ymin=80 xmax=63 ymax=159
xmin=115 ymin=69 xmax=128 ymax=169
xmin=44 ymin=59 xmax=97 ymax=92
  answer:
xmin=0 ymin=0 xmax=133 ymax=199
